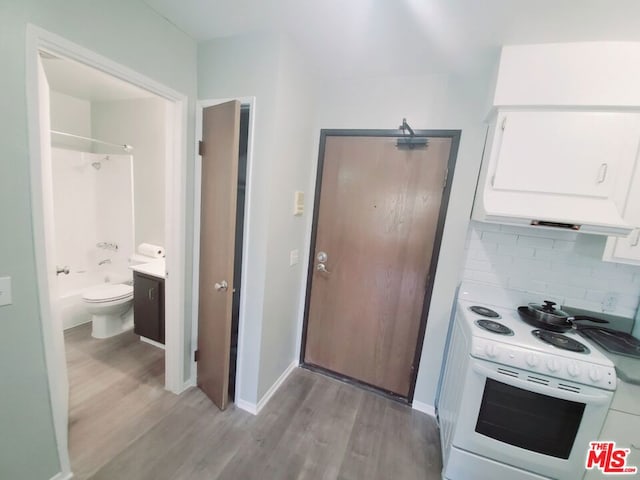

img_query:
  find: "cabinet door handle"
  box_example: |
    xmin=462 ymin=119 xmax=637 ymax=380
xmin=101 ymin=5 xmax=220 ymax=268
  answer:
xmin=632 ymin=229 xmax=640 ymax=247
xmin=148 ymin=287 xmax=155 ymax=301
xmin=597 ymin=163 xmax=608 ymax=183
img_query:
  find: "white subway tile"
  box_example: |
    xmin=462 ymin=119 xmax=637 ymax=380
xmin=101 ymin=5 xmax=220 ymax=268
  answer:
xmin=470 ymin=270 xmax=504 ymax=286
xmin=465 ymin=259 xmax=493 ymax=272
xmin=534 ymin=248 xmax=571 ymax=261
xmin=508 ymin=277 xmax=547 ymax=293
xmin=545 ymin=283 xmax=587 ymax=300
xmin=468 ymin=245 xmax=498 ymax=261
xmin=550 ymin=263 xmax=591 ymax=276
xmin=553 ymin=240 xmax=576 ymax=252
xmin=513 ymin=257 xmax=552 ymax=272
xmin=472 ymin=221 xmax=502 ymax=232
xmin=517 ymin=236 xmax=555 ymax=249
xmin=481 ymin=231 xmax=518 ymax=246
xmin=584 ymin=290 xmax=607 ymax=304
xmin=498 ymin=244 xmax=535 ymax=257
xmin=563 ymin=298 xmax=604 ymax=313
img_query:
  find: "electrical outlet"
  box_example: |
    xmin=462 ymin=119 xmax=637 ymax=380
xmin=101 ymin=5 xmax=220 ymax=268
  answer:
xmin=0 ymin=276 xmax=12 ymax=307
xmin=602 ymin=292 xmax=618 ymax=312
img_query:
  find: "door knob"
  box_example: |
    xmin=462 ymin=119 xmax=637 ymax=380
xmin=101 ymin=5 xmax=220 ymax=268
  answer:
xmin=316 ymin=251 xmax=328 ymax=263
xmin=214 ymin=280 xmax=228 ymax=292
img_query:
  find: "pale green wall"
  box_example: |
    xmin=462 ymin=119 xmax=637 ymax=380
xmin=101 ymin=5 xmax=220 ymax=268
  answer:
xmin=0 ymin=1 xmax=196 ymax=478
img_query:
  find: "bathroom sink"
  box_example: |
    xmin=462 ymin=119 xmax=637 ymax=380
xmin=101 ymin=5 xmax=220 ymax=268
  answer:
xmin=129 ymin=258 xmax=165 ymax=279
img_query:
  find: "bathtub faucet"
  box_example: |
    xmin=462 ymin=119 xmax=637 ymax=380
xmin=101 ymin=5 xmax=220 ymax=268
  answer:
xmin=96 ymin=242 xmax=119 ymax=252
xmin=98 ymin=259 xmax=112 ymax=266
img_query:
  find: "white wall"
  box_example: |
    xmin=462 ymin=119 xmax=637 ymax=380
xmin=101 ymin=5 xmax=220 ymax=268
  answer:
xmin=314 ymin=67 xmax=497 ymax=408
xmin=49 ymin=91 xmax=92 ymax=150
xmin=463 ymin=221 xmax=640 ymax=318
xmin=258 ymin=37 xmax=317 ymax=398
xmin=0 ymin=2 xmax=196 ymax=478
xmin=92 ymin=97 xmax=167 ymax=247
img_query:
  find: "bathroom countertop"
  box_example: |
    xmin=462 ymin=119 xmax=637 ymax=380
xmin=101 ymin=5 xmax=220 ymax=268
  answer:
xmin=129 ymin=259 xmax=165 ymax=279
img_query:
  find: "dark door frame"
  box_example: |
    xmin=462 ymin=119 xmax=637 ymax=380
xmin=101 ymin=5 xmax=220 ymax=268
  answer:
xmin=300 ymin=128 xmax=461 ymax=403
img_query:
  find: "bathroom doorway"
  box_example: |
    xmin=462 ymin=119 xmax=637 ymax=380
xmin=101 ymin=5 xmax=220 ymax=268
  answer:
xmin=27 ymin=26 xmax=188 ymax=480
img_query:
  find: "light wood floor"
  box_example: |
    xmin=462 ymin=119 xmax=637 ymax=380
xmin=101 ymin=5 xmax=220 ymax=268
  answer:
xmin=65 ymin=324 xmax=443 ymax=480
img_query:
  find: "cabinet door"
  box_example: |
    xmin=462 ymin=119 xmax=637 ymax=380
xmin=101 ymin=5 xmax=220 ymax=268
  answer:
xmin=492 ymin=111 xmax=640 ymax=199
xmin=583 ymin=410 xmax=640 ymax=479
xmin=604 ymin=152 xmax=640 ymax=264
xmin=133 ymin=273 xmax=164 ymax=344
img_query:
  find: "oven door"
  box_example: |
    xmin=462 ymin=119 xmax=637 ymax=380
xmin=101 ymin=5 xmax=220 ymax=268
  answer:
xmin=451 ymin=357 xmax=613 ymax=480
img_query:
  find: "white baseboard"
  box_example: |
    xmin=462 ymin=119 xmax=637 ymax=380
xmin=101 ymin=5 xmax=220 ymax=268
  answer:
xmin=235 ymin=398 xmax=258 ymax=415
xmin=140 ymin=336 xmax=165 ymax=349
xmin=412 ymin=400 xmax=436 ymax=418
xmin=180 ymin=377 xmax=196 ymax=393
xmin=50 ymin=471 xmax=73 ymax=480
xmin=236 ymin=360 xmax=298 ymax=416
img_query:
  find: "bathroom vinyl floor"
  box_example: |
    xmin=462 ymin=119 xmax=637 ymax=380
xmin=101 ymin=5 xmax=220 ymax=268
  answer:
xmin=65 ymin=323 xmax=173 ymax=480
xmin=66 ymin=324 xmax=442 ymax=480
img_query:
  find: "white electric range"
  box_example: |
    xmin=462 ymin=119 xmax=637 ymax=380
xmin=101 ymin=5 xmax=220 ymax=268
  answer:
xmin=438 ymin=282 xmax=617 ymax=480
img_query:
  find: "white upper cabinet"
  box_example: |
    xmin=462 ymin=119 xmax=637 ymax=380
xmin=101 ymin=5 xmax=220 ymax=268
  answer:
xmin=493 ymin=111 xmax=640 ymax=200
xmin=473 ymin=42 xmax=640 ymax=237
xmin=603 ymin=157 xmax=640 ymax=264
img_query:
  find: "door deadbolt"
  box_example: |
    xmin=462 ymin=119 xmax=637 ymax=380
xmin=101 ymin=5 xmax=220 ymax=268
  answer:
xmin=316 ymin=251 xmax=328 ymax=263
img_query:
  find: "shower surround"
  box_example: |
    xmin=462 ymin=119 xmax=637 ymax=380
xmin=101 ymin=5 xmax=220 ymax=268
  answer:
xmin=51 ymin=147 xmax=134 ymax=329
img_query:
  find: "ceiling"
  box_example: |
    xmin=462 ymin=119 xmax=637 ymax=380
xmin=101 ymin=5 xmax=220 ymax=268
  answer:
xmin=41 ymin=53 xmax=154 ymax=102
xmin=143 ymin=0 xmax=640 ymax=78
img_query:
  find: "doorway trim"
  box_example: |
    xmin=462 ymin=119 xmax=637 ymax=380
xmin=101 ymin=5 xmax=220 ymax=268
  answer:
xmin=26 ymin=24 xmax=189 ymax=477
xmin=300 ymin=128 xmax=461 ymax=403
xmin=192 ymin=97 xmax=256 ymax=412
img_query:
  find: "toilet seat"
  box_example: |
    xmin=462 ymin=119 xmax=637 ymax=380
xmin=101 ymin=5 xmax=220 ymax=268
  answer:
xmin=83 ymin=284 xmax=133 ymax=303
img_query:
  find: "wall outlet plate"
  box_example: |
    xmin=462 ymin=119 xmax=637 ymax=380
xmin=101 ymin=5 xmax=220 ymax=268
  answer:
xmin=289 ymin=249 xmax=299 ymax=266
xmin=0 ymin=276 xmax=12 ymax=307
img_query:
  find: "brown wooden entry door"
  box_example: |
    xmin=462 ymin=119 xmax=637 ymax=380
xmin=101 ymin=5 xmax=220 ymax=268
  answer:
xmin=197 ymin=100 xmax=241 ymax=410
xmin=304 ymin=133 xmax=454 ymax=397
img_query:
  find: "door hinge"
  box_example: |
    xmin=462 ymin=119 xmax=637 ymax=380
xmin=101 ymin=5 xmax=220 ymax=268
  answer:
xmin=501 ymin=116 xmax=507 ymax=131
xmin=194 ymin=350 xmax=199 ymax=362
xmin=442 ymin=168 xmax=449 ymax=189
xmin=198 ymin=140 xmax=205 ymax=156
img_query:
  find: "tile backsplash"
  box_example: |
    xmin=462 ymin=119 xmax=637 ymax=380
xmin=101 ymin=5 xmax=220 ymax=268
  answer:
xmin=463 ymin=221 xmax=640 ymax=318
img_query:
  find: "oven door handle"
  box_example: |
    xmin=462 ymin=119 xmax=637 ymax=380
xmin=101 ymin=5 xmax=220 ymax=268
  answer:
xmin=472 ymin=362 xmax=612 ymax=405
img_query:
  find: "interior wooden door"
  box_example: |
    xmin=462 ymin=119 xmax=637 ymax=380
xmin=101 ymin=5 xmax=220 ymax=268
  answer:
xmin=304 ymin=134 xmax=452 ymax=397
xmin=197 ymin=100 xmax=241 ymax=410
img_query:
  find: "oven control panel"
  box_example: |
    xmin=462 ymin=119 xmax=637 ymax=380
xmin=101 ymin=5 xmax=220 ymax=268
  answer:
xmin=471 ymin=338 xmax=617 ymax=390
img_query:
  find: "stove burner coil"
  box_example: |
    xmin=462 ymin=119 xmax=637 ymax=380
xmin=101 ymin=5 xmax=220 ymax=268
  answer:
xmin=475 ymin=319 xmax=514 ymax=336
xmin=532 ymin=329 xmax=590 ymax=353
xmin=469 ymin=306 xmax=501 ymax=318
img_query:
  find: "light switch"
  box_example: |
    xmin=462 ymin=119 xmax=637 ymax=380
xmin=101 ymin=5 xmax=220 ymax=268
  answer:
xmin=289 ymin=249 xmax=299 ymax=266
xmin=293 ymin=191 xmax=304 ymax=216
xmin=0 ymin=276 xmax=12 ymax=307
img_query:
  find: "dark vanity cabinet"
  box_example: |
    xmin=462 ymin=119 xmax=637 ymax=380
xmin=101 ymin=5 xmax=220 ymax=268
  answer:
xmin=133 ymin=271 xmax=165 ymax=344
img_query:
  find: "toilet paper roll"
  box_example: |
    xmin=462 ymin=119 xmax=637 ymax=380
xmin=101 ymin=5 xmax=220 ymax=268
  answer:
xmin=137 ymin=243 xmax=165 ymax=258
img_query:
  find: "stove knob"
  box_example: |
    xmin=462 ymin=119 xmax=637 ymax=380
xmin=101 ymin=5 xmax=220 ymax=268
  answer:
xmin=589 ymin=368 xmax=602 ymax=382
xmin=526 ymin=354 xmax=539 ymax=367
xmin=546 ymin=359 xmax=560 ymax=372
xmin=485 ymin=344 xmax=498 ymax=358
xmin=567 ymin=363 xmax=580 ymax=377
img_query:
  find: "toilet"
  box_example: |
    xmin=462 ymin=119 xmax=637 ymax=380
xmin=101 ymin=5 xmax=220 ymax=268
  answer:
xmin=82 ymin=283 xmax=134 ymax=339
